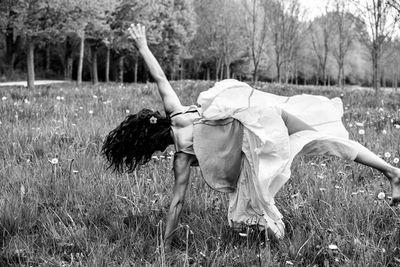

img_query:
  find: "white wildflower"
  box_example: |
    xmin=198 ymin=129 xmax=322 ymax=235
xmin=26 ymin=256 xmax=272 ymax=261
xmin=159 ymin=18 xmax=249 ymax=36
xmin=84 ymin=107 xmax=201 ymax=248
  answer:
xmin=358 ymin=129 xmax=365 ymax=135
xmin=384 ymin=152 xmax=391 ymax=158
xmin=355 ymin=122 xmax=364 ymax=127
xmin=88 ymin=110 xmax=94 ymax=115
xmin=378 ymin=107 xmax=384 ymax=112
xmin=382 ymin=129 xmax=387 ymax=135
xmin=239 ymin=232 xmax=248 ymax=237
xmin=393 ymin=158 xmax=399 ymax=164
xmin=395 ymin=124 xmax=400 ymax=129
xmin=48 ymin=158 xmax=59 ymax=164
xmin=1 ymin=96 xmax=6 ymax=101
xmin=126 ymin=109 xmax=130 ymax=114
xmin=93 ymin=95 xmax=98 ymax=99
xmin=377 ymin=192 xmax=385 ymax=200
xmin=328 ymin=244 xmax=339 ymax=250
xmin=56 ymin=96 xmax=61 ymax=101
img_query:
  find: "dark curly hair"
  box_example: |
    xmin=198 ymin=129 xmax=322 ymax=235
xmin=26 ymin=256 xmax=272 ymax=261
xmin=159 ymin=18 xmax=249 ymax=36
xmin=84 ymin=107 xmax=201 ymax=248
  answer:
xmin=102 ymin=109 xmax=173 ymax=173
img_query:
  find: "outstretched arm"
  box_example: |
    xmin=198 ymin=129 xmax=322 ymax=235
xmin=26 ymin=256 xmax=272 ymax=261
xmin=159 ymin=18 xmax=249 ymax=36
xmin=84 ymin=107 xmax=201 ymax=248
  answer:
xmin=164 ymin=152 xmax=193 ymax=251
xmin=128 ymin=23 xmax=182 ymax=114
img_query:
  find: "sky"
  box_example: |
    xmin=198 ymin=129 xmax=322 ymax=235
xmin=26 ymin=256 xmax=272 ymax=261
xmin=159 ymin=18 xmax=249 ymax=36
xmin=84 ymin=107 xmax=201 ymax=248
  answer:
xmin=298 ymin=0 xmax=327 ymax=20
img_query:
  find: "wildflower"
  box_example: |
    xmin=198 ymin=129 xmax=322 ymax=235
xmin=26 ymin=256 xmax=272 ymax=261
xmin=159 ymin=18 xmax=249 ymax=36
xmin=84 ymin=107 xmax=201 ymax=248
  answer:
xmin=1 ymin=96 xmax=6 ymax=101
xmin=93 ymin=95 xmax=98 ymax=99
xmin=286 ymin=261 xmax=294 ymax=266
xmin=149 ymin=116 xmax=157 ymax=124
xmin=348 ymin=123 xmax=353 ymax=128
xmin=395 ymin=124 xmax=400 ymax=129
xmin=355 ymin=122 xmax=364 ymax=127
xmin=88 ymin=110 xmax=94 ymax=115
xmin=151 ymin=155 xmax=159 ymax=160
xmin=328 ymin=244 xmax=339 ymax=250
xmin=48 ymin=158 xmax=59 ymax=164
xmin=319 ymin=188 xmax=327 ymax=192
xmin=60 ymin=96 xmax=65 ymax=101
xmin=384 ymin=152 xmax=391 ymax=158
xmin=393 ymin=158 xmax=399 ymax=164
xmin=239 ymin=232 xmax=248 ymax=237
xmin=382 ymin=130 xmax=387 ymax=135
xmin=358 ymin=129 xmax=365 ymax=135
xmin=377 ymin=192 xmax=385 ymax=200
xmin=79 ymin=106 xmax=83 ymax=110
xmin=56 ymin=96 xmax=61 ymax=101
xmin=378 ymin=107 xmax=384 ymax=112
xmin=335 ymin=185 xmax=342 ymax=189
xmin=126 ymin=109 xmax=130 ymax=114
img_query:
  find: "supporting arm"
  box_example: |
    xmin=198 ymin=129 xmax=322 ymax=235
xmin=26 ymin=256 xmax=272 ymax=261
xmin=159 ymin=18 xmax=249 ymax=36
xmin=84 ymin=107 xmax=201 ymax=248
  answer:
xmin=164 ymin=152 xmax=193 ymax=250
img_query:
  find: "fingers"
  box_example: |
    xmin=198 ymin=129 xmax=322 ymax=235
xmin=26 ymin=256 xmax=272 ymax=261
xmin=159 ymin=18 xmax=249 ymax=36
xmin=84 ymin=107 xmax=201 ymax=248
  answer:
xmin=129 ymin=23 xmax=146 ymax=39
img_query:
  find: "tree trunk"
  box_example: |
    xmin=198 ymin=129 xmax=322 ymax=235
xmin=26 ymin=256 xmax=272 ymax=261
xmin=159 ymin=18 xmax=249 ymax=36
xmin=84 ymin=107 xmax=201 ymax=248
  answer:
xmin=105 ymin=46 xmax=110 ymax=83
xmin=77 ymin=31 xmax=85 ymax=85
xmin=206 ymin=68 xmax=210 ymax=81
xmin=372 ymin=45 xmax=379 ymax=92
xmin=46 ymin=44 xmax=51 ymax=73
xmin=119 ymin=56 xmax=124 ymax=83
xmin=91 ymin=46 xmax=98 ymax=84
xmin=134 ymin=54 xmax=138 ymax=83
xmin=27 ymin=39 xmax=35 ymax=90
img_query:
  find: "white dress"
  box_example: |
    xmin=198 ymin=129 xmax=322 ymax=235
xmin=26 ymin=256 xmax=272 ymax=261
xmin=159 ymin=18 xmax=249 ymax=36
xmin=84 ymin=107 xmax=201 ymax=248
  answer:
xmin=197 ymin=79 xmax=361 ymax=238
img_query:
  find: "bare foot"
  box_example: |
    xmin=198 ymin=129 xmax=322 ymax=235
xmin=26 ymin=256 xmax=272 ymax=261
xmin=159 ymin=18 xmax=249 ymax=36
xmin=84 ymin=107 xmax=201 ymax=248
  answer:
xmin=386 ymin=167 xmax=400 ymax=206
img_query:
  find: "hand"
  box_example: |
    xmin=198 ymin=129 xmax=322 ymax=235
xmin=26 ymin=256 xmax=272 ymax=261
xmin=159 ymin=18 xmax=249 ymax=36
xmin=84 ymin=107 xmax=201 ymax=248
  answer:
xmin=128 ymin=23 xmax=147 ymax=50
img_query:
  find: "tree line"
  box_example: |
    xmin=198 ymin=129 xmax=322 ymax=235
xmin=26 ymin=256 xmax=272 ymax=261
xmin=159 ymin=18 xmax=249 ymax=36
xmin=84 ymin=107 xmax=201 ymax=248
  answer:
xmin=0 ymin=0 xmax=399 ymax=91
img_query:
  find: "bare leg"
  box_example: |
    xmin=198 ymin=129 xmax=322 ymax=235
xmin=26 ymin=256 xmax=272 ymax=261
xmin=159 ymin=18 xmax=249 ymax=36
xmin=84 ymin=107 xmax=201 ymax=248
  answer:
xmin=354 ymin=145 xmax=400 ymax=205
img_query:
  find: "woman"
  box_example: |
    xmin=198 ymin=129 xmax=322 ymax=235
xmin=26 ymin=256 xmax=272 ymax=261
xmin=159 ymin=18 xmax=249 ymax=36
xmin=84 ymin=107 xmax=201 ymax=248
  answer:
xmin=102 ymin=24 xmax=400 ymax=249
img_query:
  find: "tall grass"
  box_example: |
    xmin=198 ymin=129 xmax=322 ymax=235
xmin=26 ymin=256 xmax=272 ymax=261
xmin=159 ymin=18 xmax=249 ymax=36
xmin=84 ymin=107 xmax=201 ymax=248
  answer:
xmin=0 ymin=81 xmax=399 ymax=266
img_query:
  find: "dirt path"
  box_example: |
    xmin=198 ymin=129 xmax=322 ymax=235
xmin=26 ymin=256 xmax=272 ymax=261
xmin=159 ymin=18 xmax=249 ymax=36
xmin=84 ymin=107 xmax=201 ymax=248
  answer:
xmin=0 ymin=80 xmax=68 ymax=87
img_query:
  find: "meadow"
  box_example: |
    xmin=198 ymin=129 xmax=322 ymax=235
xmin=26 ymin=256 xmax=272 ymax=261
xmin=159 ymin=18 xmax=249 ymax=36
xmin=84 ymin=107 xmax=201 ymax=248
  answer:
xmin=0 ymin=80 xmax=399 ymax=266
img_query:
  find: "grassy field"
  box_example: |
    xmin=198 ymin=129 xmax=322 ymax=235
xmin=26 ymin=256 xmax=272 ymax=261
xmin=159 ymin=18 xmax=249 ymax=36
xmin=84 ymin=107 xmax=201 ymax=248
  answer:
xmin=0 ymin=81 xmax=399 ymax=266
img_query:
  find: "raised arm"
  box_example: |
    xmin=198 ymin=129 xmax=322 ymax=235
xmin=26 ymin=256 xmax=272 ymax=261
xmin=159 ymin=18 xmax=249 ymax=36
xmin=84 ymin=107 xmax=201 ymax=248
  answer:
xmin=128 ymin=23 xmax=182 ymax=114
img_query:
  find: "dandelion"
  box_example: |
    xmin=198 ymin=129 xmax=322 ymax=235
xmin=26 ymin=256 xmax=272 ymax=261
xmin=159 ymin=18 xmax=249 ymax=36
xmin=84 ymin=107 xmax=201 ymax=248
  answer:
xmin=377 ymin=192 xmax=385 ymax=200
xmin=48 ymin=158 xmax=59 ymax=164
xmin=382 ymin=129 xmax=387 ymax=135
xmin=393 ymin=158 xmax=399 ymax=164
xmin=384 ymin=152 xmax=391 ymax=158
xmin=358 ymin=129 xmax=365 ymax=135
xmin=1 ymin=96 xmax=6 ymax=101
xmin=328 ymin=244 xmax=339 ymax=250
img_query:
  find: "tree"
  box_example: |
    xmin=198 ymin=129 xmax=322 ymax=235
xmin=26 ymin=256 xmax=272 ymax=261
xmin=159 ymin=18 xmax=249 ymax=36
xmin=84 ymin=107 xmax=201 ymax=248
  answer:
xmin=269 ymin=0 xmax=303 ymax=83
xmin=309 ymin=6 xmax=335 ymax=86
xmin=353 ymin=0 xmax=399 ymax=92
xmin=13 ymin=0 xmax=65 ymax=89
xmin=242 ymin=0 xmax=270 ymax=82
xmin=331 ymin=0 xmax=357 ymax=87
